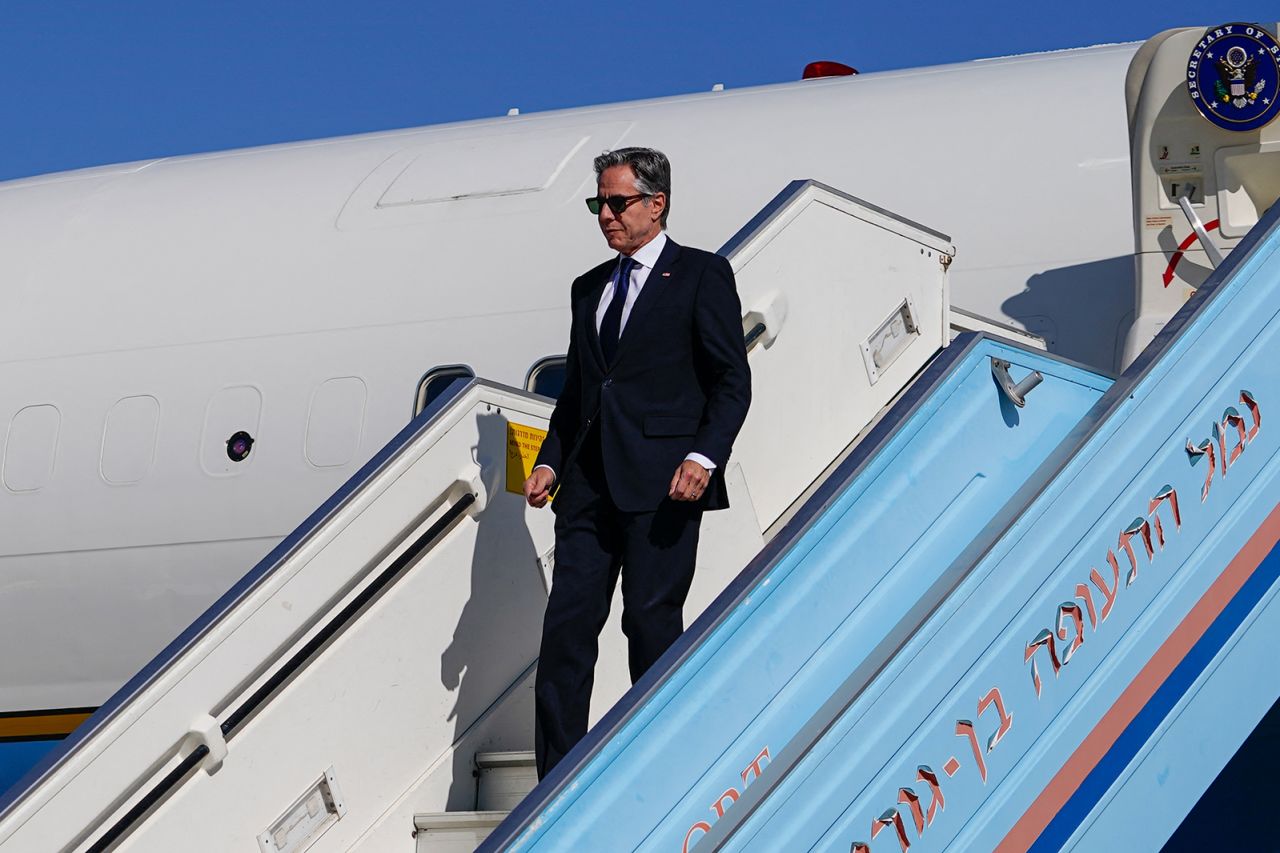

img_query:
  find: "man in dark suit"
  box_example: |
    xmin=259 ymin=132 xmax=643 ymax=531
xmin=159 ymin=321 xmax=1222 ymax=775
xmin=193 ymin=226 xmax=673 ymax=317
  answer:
xmin=523 ymin=147 xmax=751 ymax=777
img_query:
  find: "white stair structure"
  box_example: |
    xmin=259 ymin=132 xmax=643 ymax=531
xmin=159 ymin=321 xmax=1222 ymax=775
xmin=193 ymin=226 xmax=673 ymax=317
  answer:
xmin=0 ymin=181 xmax=958 ymax=852
xmin=473 ymin=752 xmax=538 ymax=813
xmin=413 ymin=813 xmax=507 ymax=853
xmin=412 ymin=751 xmax=537 ymax=853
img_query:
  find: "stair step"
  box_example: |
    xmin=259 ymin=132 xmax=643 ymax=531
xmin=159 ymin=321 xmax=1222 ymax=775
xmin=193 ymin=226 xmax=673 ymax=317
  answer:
xmin=413 ymin=811 xmax=508 ymax=853
xmin=475 ymin=751 xmax=537 ymax=812
xmin=411 ymin=753 xmax=536 ymax=851
xmin=474 ymin=750 xmax=534 ymax=768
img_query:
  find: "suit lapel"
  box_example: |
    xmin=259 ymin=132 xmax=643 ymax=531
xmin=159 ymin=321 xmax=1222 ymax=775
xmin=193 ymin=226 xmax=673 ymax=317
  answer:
xmin=615 ymin=237 xmax=681 ymax=363
xmin=583 ymin=265 xmax=612 ymax=371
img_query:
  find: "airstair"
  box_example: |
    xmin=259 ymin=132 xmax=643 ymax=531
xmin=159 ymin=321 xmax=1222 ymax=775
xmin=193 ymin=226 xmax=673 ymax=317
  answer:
xmin=486 ymin=204 xmax=1280 ymax=850
xmin=0 ymin=180 xmax=962 ymax=852
xmin=3 ymin=24 xmax=1279 ymax=852
xmin=7 ymin=171 xmax=1280 ymax=853
xmin=484 ymin=329 xmax=1114 ymax=851
xmin=9 ymin=190 xmax=1275 ymax=853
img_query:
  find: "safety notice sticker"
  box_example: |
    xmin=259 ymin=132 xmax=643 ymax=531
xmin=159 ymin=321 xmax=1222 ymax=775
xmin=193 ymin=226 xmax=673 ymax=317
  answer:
xmin=506 ymin=422 xmax=549 ymax=495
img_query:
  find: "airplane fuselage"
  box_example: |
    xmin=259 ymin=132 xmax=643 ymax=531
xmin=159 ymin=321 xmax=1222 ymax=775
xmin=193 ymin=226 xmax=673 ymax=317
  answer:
xmin=0 ymin=43 xmax=1137 ymax=716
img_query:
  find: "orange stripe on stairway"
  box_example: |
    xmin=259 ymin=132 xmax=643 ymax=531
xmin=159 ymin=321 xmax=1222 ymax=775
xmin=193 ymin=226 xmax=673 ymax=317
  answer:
xmin=0 ymin=709 xmax=94 ymax=741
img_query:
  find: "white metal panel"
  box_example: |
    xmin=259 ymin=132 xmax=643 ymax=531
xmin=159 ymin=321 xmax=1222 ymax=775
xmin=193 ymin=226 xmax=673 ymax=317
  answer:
xmin=728 ymin=184 xmax=952 ymax=530
xmin=1215 ymin=142 xmax=1280 ymax=239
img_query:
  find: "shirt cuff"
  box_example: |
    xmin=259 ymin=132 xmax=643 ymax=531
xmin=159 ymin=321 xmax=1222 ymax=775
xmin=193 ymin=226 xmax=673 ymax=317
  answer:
xmin=684 ymin=452 xmax=716 ymax=471
xmin=532 ymin=464 xmax=557 ymax=479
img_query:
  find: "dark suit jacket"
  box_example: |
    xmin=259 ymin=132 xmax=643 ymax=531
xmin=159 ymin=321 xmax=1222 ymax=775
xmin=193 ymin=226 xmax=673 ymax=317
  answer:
xmin=535 ymin=237 xmax=752 ymax=513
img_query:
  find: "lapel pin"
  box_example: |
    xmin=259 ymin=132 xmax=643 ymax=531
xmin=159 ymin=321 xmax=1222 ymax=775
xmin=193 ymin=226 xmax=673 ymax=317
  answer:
xmin=662 ymin=272 xmax=671 ymax=277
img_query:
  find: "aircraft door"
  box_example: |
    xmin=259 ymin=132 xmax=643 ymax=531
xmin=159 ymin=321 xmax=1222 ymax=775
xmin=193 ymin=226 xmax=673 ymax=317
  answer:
xmin=1122 ymin=21 xmax=1280 ymax=366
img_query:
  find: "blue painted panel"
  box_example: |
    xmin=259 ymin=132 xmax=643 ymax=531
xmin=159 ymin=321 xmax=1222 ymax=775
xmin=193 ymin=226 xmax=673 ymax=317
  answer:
xmin=1161 ymin=675 xmax=1280 ymax=847
xmin=491 ymin=202 xmax=1280 ymax=853
xmin=720 ymin=210 xmax=1280 ymax=850
xmin=1062 ymin=529 xmax=1280 ymax=850
xmin=499 ymin=340 xmax=1111 ymax=851
xmin=0 ymin=742 xmax=59 ymax=800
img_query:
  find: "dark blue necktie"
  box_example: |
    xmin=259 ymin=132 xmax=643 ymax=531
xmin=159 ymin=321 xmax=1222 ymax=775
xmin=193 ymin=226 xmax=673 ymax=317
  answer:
xmin=600 ymin=257 xmax=636 ymax=365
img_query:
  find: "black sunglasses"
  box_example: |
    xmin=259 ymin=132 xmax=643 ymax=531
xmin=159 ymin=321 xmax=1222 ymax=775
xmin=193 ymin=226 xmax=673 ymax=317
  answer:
xmin=585 ymin=193 xmax=651 ymax=215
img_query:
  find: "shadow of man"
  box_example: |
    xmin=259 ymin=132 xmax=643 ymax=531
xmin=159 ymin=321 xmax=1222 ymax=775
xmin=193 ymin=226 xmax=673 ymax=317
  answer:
xmin=439 ymin=410 xmax=543 ymax=810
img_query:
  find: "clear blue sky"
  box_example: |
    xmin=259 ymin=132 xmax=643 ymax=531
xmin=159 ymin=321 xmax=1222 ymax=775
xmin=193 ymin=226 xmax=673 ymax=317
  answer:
xmin=2 ymin=2 xmax=1276 ymax=182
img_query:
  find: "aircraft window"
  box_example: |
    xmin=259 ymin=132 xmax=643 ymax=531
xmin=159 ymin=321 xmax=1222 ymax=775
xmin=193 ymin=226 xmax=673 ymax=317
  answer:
xmin=415 ymin=365 xmax=474 ymax=416
xmin=3 ymin=404 xmax=61 ymax=492
xmin=101 ymin=395 xmax=160 ymax=484
xmin=525 ymin=356 xmax=567 ymax=399
xmin=306 ymin=377 xmax=367 ymax=468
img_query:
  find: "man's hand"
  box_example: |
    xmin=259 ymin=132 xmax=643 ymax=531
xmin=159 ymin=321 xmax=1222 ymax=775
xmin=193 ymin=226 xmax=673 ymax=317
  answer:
xmin=669 ymin=459 xmax=710 ymax=502
xmin=524 ymin=467 xmax=556 ymax=508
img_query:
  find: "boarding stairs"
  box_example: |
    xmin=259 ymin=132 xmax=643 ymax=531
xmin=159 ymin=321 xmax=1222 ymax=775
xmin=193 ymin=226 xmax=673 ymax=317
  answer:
xmin=411 ymin=751 xmax=535 ymax=851
xmin=6 ymin=26 xmax=1280 ymax=850
xmin=4 ymin=187 xmax=1275 ymax=853
xmin=484 ymin=206 xmax=1280 ymax=849
xmin=5 ymin=186 xmax=1275 ymax=853
xmin=0 ymin=180 xmax=965 ymax=852
xmin=418 ymin=324 xmax=1111 ymax=853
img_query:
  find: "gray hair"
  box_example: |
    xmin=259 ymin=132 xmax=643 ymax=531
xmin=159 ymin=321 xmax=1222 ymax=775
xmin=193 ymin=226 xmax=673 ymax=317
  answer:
xmin=593 ymin=147 xmax=671 ymax=227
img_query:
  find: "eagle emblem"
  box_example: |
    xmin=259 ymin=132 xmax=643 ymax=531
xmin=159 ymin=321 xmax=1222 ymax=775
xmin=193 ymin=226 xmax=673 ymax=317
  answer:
xmin=1186 ymin=23 xmax=1280 ymax=132
xmin=1215 ymin=44 xmax=1263 ymax=108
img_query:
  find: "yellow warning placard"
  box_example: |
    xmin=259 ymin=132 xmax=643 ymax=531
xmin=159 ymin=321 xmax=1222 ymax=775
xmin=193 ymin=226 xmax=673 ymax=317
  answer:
xmin=506 ymin=421 xmax=549 ymax=495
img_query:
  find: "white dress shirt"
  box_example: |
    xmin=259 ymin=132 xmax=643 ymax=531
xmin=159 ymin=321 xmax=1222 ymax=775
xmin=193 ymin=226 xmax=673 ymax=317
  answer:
xmin=537 ymin=231 xmax=716 ymax=479
xmin=594 ymin=230 xmax=668 ymax=337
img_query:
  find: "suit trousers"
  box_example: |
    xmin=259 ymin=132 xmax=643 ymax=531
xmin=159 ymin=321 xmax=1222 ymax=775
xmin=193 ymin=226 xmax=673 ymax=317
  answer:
xmin=534 ymin=430 xmax=703 ymax=779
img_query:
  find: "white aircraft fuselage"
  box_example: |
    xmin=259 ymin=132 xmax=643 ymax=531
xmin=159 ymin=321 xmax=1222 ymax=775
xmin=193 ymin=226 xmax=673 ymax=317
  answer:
xmin=0 ymin=43 xmax=1137 ymax=716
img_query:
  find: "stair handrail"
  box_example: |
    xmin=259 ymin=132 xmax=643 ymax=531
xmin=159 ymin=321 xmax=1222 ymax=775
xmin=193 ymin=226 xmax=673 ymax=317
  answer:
xmin=0 ymin=377 xmax=481 ymax=836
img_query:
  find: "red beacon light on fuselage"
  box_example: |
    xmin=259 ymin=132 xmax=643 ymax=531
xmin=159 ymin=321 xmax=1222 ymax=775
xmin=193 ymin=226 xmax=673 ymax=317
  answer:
xmin=802 ymin=61 xmax=858 ymax=80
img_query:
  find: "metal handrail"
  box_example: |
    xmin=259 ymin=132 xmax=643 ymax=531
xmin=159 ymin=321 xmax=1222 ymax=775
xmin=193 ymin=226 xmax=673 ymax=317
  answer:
xmin=87 ymin=492 xmax=476 ymax=851
xmin=0 ymin=377 xmax=488 ymax=846
xmin=1178 ymin=194 xmax=1225 ymax=270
